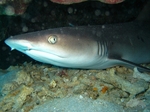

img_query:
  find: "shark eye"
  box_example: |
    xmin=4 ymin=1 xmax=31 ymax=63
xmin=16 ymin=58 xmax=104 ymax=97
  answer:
xmin=48 ymin=35 xmax=57 ymax=44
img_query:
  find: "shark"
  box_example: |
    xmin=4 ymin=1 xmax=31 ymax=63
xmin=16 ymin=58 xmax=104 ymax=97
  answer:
xmin=5 ymin=1 xmax=150 ymax=72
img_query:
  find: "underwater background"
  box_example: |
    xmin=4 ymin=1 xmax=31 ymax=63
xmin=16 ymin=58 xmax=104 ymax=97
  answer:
xmin=0 ymin=0 xmax=150 ymax=111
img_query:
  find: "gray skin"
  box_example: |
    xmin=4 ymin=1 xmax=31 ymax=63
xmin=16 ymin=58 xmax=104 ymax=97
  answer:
xmin=5 ymin=21 xmax=150 ymax=72
xmin=5 ymin=1 xmax=150 ymax=72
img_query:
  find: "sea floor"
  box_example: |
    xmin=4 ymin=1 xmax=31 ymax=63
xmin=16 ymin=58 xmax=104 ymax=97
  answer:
xmin=0 ymin=63 xmax=150 ymax=112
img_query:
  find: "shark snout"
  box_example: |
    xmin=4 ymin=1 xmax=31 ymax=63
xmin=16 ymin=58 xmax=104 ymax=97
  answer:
xmin=5 ymin=37 xmax=33 ymax=51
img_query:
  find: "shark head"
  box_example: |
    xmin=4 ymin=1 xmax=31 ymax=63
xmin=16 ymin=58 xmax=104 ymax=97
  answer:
xmin=5 ymin=28 xmax=99 ymax=68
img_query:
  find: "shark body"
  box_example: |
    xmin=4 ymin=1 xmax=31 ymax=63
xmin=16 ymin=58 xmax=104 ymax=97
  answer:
xmin=5 ymin=2 xmax=150 ymax=72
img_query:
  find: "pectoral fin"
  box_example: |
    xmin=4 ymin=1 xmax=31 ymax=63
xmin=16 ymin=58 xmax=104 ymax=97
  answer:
xmin=119 ymin=58 xmax=150 ymax=72
xmin=109 ymin=55 xmax=150 ymax=72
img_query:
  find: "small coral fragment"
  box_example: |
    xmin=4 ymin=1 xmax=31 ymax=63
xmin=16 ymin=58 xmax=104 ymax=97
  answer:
xmin=0 ymin=0 xmax=32 ymax=15
xmin=50 ymin=0 xmax=124 ymax=4
xmin=50 ymin=0 xmax=86 ymax=4
xmin=49 ymin=79 xmax=57 ymax=88
xmin=101 ymin=86 xmax=108 ymax=94
xmin=93 ymin=87 xmax=98 ymax=92
xmin=0 ymin=85 xmax=33 ymax=111
xmin=133 ymin=67 xmax=150 ymax=82
xmin=99 ymin=0 xmax=124 ymax=4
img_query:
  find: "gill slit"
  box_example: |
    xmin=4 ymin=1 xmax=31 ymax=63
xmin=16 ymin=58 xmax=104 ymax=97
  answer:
xmin=97 ymin=40 xmax=107 ymax=56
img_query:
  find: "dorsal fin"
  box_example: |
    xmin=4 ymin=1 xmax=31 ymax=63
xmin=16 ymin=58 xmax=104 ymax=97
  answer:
xmin=136 ymin=1 xmax=150 ymax=21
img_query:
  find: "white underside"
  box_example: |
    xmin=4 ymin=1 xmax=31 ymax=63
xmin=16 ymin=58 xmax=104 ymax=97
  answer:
xmin=18 ymin=49 xmax=116 ymax=69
